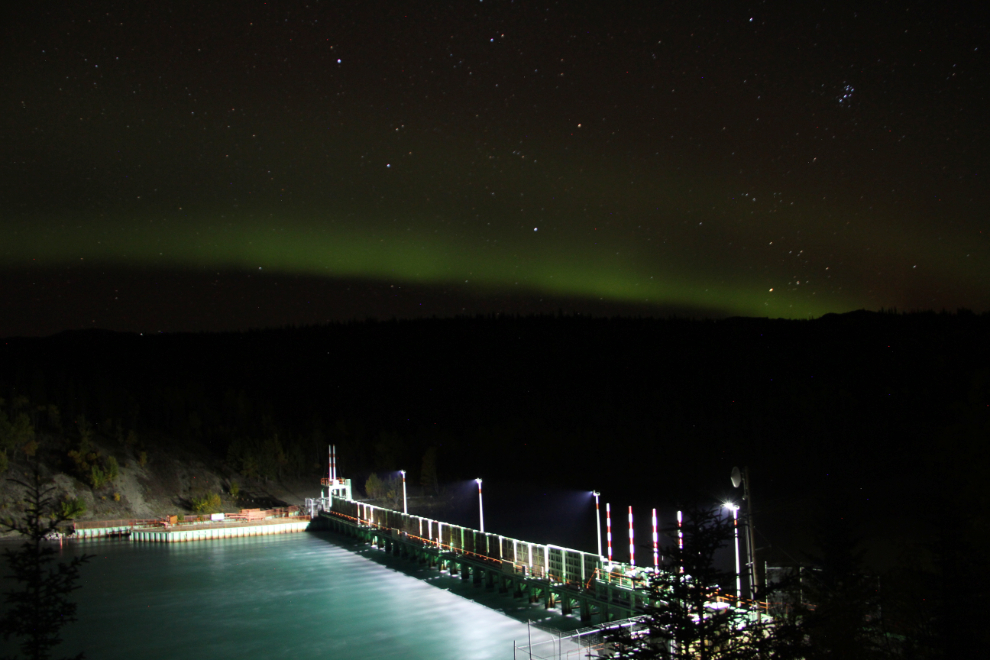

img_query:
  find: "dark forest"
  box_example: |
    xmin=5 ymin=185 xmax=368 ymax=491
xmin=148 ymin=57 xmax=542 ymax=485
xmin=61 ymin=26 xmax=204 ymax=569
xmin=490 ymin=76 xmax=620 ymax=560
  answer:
xmin=2 ymin=310 xmax=985 ymax=504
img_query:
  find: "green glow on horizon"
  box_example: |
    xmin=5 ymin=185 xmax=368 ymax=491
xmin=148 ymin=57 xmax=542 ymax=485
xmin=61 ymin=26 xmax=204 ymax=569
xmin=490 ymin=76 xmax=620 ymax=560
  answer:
xmin=1 ymin=214 xmax=865 ymax=319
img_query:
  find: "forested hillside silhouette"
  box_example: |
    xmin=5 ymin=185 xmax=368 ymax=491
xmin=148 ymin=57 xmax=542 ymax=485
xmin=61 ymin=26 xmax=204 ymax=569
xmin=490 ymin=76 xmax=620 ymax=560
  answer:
xmin=2 ymin=310 xmax=985 ymax=505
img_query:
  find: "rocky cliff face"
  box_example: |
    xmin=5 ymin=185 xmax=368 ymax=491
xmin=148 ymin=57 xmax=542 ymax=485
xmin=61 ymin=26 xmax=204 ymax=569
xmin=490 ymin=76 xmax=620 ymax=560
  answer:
xmin=0 ymin=437 xmax=321 ymax=537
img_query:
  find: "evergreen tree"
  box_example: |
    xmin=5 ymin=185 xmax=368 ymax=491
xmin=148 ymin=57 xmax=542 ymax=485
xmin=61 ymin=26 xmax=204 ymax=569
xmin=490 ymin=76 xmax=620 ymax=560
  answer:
xmin=607 ymin=503 xmax=790 ymax=660
xmin=0 ymin=464 xmax=91 ymax=660
xmin=792 ymin=512 xmax=890 ymax=659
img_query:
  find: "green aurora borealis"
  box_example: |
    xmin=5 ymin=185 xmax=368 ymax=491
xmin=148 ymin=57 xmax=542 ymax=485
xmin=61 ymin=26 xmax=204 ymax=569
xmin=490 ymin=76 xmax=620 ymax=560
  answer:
xmin=2 ymin=2 xmax=988 ymax=333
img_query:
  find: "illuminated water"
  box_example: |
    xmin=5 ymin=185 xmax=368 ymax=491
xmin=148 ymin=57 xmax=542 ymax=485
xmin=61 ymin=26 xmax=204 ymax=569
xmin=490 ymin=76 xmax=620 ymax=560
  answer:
xmin=3 ymin=531 xmax=585 ymax=660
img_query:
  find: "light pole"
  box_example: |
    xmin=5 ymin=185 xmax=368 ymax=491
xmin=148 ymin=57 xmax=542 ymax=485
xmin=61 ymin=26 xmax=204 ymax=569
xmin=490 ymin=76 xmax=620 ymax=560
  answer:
xmin=475 ymin=478 xmax=484 ymax=533
xmin=725 ymin=502 xmax=741 ymax=602
xmin=732 ymin=466 xmax=760 ymax=602
xmin=592 ymin=491 xmax=603 ymax=563
xmin=400 ymin=470 xmax=407 ymax=514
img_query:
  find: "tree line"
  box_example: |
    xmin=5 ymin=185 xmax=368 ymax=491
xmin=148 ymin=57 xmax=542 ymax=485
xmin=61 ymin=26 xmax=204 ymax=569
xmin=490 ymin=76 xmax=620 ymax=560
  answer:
xmin=607 ymin=497 xmax=975 ymax=659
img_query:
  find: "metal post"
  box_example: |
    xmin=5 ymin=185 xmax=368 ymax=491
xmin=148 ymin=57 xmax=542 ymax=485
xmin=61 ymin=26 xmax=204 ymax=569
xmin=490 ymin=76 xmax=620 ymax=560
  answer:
xmin=476 ymin=478 xmax=484 ymax=533
xmin=592 ymin=491 xmax=602 ymax=563
xmin=400 ymin=470 xmax=407 ymax=514
xmin=732 ymin=504 xmax=741 ymax=602
xmin=742 ymin=467 xmax=759 ymax=601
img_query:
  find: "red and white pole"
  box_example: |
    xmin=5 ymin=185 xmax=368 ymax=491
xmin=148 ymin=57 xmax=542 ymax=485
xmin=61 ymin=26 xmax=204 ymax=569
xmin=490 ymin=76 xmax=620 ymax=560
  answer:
xmin=652 ymin=508 xmax=659 ymax=570
xmin=628 ymin=506 xmax=635 ymax=567
xmin=606 ymin=503 xmax=613 ymax=567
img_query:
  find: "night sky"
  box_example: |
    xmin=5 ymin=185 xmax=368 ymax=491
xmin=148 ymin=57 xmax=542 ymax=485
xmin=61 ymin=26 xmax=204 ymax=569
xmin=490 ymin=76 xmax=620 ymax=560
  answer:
xmin=3 ymin=1 xmax=988 ymax=336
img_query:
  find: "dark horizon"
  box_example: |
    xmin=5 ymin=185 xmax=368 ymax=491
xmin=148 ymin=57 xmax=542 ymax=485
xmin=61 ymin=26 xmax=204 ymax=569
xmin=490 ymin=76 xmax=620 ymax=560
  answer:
xmin=0 ymin=265 xmax=742 ymax=338
xmin=4 ymin=263 xmax=987 ymax=339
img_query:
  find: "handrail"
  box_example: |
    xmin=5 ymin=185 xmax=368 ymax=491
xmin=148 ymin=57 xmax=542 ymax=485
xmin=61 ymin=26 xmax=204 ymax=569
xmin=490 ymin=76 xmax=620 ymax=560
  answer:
xmin=324 ymin=508 xmax=771 ymax=613
xmin=327 ymin=509 xmax=556 ymax=576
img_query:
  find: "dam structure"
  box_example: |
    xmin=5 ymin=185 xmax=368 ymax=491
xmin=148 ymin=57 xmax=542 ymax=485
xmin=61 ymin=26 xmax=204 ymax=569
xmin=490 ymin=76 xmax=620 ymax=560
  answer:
xmin=310 ymin=477 xmax=647 ymax=623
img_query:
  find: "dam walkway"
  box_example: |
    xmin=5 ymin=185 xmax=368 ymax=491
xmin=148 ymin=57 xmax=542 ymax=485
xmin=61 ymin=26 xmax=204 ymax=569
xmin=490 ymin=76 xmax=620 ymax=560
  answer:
xmin=317 ymin=496 xmax=648 ymax=623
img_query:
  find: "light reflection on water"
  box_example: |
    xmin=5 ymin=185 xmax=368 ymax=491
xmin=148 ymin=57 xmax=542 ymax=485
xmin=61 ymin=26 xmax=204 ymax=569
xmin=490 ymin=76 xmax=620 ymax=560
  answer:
xmin=11 ymin=531 xmax=586 ymax=660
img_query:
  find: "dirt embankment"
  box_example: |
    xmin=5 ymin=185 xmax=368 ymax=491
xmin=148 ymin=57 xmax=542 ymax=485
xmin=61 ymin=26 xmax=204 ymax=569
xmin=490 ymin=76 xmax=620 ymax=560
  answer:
xmin=0 ymin=436 xmax=325 ymax=537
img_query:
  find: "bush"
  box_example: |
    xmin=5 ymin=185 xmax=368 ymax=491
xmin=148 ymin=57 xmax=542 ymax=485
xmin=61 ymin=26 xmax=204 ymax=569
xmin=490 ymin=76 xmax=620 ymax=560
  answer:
xmin=0 ymin=411 xmax=35 ymax=453
xmin=89 ymin=465 xmax=107 ymax=489
xmin=365 ymin=473 xmax=384 ymax=500
xmin=191 ymin=492 xmax=222 ymax=514
xmin=229 ymin=481 xmax=240 ymax=497
xmin=68 ymin=436 xmax=120 ymax=489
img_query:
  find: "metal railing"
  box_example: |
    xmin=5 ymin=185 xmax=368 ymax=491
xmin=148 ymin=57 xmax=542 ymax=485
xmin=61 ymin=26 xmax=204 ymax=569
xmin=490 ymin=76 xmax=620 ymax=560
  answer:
xmin=73 ymin=518 xmax=163 ymax=530
xmin=514 ymin=617 xmax=647 ymax=660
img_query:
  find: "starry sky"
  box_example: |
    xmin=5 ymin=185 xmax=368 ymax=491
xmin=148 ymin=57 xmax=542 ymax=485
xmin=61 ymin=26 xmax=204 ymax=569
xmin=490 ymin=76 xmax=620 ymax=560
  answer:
xmin=2 ymin=1 xmax=988 ymax=335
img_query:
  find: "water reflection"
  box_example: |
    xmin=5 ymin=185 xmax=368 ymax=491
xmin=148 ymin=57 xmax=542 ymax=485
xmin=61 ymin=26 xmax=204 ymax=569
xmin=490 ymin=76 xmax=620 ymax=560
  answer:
xmin=17 ymin=531 xmax=585 ymax=660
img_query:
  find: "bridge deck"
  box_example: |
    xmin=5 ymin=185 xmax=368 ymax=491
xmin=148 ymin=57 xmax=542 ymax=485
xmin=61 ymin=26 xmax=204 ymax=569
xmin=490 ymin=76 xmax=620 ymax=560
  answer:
xmin=317 ymin=503 xmax=647 ymax=623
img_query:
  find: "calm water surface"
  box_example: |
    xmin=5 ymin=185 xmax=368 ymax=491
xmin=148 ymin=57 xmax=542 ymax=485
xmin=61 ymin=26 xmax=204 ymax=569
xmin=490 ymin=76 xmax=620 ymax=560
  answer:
xmin=3 ymin=531 xmax=585 ymax=660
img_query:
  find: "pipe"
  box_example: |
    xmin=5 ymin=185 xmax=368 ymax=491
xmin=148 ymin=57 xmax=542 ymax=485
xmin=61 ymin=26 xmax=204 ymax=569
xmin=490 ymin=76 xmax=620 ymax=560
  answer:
xmin=593 ymin=491 xmax=602 ymax=563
